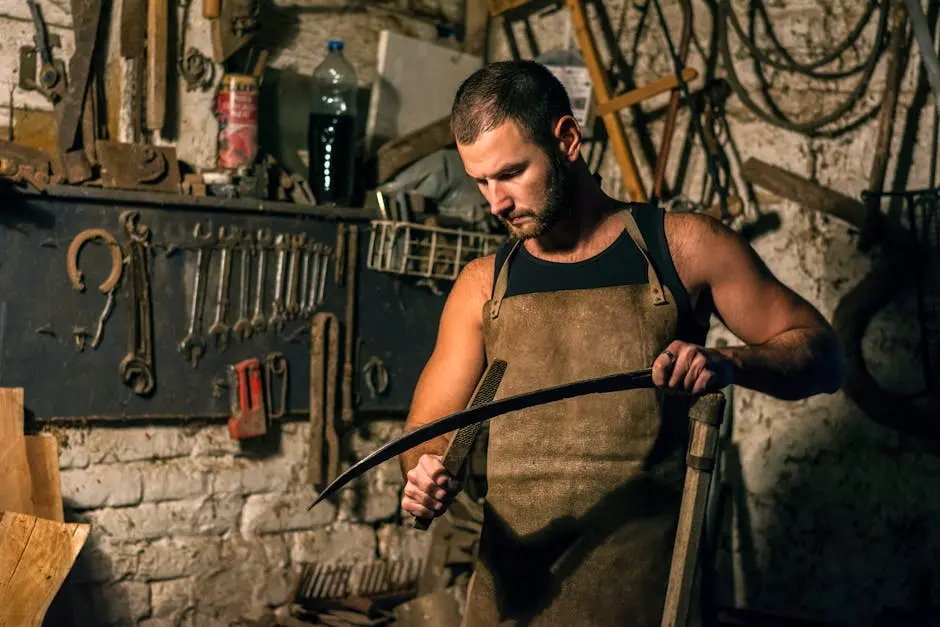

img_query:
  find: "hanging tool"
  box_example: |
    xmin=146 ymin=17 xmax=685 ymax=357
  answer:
xmin=120 ymin=0 xmax=146 ymax=141
xmin=147 ymin=0 xmax=168 ymax=131
xmin=413 ymin=359 xmax=507 ymax=531
xmin=179 ymin=223 xmax=216 ymax=368
xmin=309 ymin=367 xmax=657 ymax=509
xmin=118 ymin=211 xmax=156 ymax=396
xmin=362 ymin=356 xmax=389 ymax=399
xmin=208 ymin=226 xmax=239 ymax=350
xmin=308 ymin=312 xmax=341 ymax=491
xmin=903 ymin=0 xmax=940 ymax=106
xmin=341 ymin=226 xmax=358 ymax=427
xmin=66 ymin=228 xmax=124 ymax=352
xmin=650 ymin=0 xmax=729 ymax=219
xmin=66 ymin=229 xmax=123 ymax=294
xmin=19 ymin=0 xmax=67 ymax=103
xmin=55 ymin=0 xmax=104 ymax=181
xmin=862 ymin=2 xmax=908 ymax=249
xmin=227 ymin=358 xmax=267 ymax=439
xmin=651 ymin=0 xmax=692 ymax=201
xmin=264 ymin=352 xmax=288 ymax=419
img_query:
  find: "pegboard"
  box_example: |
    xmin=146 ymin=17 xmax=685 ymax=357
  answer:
xmin=0 ymin=187 xmax=446 ymax=422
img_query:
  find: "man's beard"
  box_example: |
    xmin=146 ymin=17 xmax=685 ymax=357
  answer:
xmin=504 ymin=150 xmax=574 ymax=240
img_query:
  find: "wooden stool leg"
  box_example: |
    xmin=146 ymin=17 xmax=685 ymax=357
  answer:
xmin=662 ymin=392 xmax=727 ymax=627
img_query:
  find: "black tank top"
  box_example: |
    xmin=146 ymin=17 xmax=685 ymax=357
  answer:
xmin=492 ymin=203 xmax=707 ymax=343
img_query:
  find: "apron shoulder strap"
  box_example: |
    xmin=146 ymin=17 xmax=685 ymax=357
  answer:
xmin=619 ymin=206 xmax=669 ymax=306
xmin=489 ymin=239 xmax=522 ymax=319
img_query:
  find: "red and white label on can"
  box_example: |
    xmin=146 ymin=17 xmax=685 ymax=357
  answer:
xmin=216 ymin=74 xmax=259 ymax=170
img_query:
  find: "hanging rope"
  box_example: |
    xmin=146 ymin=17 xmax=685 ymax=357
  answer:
xmin=718 ymin=0 xmax=890 ymax=137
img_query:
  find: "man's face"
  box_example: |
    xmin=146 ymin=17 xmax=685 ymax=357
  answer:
xmin=458 ymin=120 xmax=573 ymax=240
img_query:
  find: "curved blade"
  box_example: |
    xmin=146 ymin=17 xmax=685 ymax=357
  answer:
xmin=308 ymin=367 xmax=655 ymax=510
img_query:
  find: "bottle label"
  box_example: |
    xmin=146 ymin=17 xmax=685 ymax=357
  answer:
xmin=217 ymin=74 xmax=259 ymax=169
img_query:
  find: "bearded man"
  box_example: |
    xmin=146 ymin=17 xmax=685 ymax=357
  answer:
xmin=398 ymin=60 xmax=843 ymax=626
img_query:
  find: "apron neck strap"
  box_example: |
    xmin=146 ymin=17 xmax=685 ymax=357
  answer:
xmin=489 ymin=206 xmax=669 ymax=319
xmin=489 ymin=239 xmax=522 ymax=320
xmin=619 ymin=207 xmax=669 ymax=306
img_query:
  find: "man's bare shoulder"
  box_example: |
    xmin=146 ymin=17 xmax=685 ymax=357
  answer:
xmin=459 ymin=254 xmax=496 ymax=304
xmin=455 ymin=254 xmax=496 ymax=307
xmin=663 ymin=211 xmax=734 ymax=290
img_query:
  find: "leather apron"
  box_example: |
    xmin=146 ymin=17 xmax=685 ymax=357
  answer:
xmin=463 ymin=207 xmax=689 ymax=627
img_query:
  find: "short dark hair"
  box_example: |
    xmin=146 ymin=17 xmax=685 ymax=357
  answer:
xmin=451 ymin=60 xmax=573 ymax=153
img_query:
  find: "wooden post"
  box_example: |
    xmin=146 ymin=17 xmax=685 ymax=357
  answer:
xmin=661 ymin=391 xmax=726 ymax=627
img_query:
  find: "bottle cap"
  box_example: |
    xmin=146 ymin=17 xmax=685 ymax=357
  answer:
xmin=328 ymin=40 xmax=344 ymax=52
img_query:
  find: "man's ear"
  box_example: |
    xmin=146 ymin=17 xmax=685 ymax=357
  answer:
xmin=553 ymin=115 xmax=583 ymax=162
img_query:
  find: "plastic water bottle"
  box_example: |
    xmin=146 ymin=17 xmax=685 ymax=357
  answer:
xmin=308 ymin=40 xmax=358 ymax=205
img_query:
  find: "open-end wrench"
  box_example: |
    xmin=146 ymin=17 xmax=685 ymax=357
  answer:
xmin=285 ymin=233 xmax=306 ymax=319
xmin=306 ymin=242 xmax=322 ymax=315
xmin=208 ymin=226 xmax=239 ymax=349
xmin=178 ymin=223 xmax=216 ymax=367
xmin=298 ymin=238 xmax=312 ymax=318
xmin=250 ymin=228 xmax=273 ymax=334
xmin=317 ymin=245 xmax=332 ymax=305
xmin=118 ymin=210 xmax=155 ymax=395
xmin=268 ymin=233 xmax=289 ymax=332
xmin=232 ymin=229 xmax=254 ymax=342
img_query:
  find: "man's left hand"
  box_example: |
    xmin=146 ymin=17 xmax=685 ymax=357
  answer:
xmin=651 ymin=340 xmax=735 ymax=394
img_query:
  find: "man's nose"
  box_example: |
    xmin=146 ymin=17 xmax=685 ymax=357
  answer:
xmin=486 ymin=181 xmax=511 ymax=215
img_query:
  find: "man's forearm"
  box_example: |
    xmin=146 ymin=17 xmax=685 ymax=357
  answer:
xmin=398 ymin=431 xmax=450 ymax=478
xmin=717 ymin=326 xmax=844 ymax=400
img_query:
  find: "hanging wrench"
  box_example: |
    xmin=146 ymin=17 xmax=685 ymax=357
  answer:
xmin=118 ymin=210 xmax=155 ymax=395
xmin=251 ymin=228 xmax=273 ymax=334
xmin=178 ymin=223 xmax=216 ymax=367
xmin=317 ymin=245 xmax=332 ymax=305
xmin=299 ymin=239 xmax=316 ymax=317
xmin=268 ymin=233 xmax=289 ymax=332
xmin=208 ymin=226 xmax=239 ymax=349
xmin=298 ymin=237 xmax=312 ymax=318
xmin=285 ymin=233 xmax=306 ymax=319
xmin=232 ymin=229 xmax=254 ymax=342
xmin=306 ymin=242 xmax=321 ymax=315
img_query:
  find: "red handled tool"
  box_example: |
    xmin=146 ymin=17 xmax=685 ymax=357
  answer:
xmin=228 ymin=358 xmax=267 ymax=440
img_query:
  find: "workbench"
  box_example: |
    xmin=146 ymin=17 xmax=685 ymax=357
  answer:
xmin=0 ymin=184 xmax=445 ymax=425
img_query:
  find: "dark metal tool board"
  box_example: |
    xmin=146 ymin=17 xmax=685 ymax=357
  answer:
xmin=0 ymin=186 xmax=444 ymax=422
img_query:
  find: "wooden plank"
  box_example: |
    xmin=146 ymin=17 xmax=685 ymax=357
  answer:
xmin=487 ymin=0 xmax=530 ymax=15
xmin=365 ymin=30 xmax=481 ymax=153
xmin=24 ymin=435 xmax=64 ymax=523
xmin=661 ymin=393 xmax=725 ymax=627
xmin=0 ymin=511 xmax=90 ymax=627
xmin=375 ymin=116 xmax=454 ymax=183
xmin=566 ymin=0 xmax=646 ymax=201
xmin=0 ymin=388 xmax=32 ymax=518
xmin=146 ymin=0 xmax=168 ymax=131
xmin=464 ymin=0 xmax=490 ymax=55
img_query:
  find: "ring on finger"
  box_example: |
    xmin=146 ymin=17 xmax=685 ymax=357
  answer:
xmin=662 ymin=350 xmax=677 ymax=361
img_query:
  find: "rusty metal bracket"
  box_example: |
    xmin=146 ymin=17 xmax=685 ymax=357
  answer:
xmin=0 ymin=139 xmax=63 ymax=191
xmin=96 ymin=141 xmax=181 ymax=192
xmin=66 ymin=228 xmax=124 ymax=294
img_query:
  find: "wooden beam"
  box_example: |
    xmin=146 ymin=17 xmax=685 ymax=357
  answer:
xmin=595 ymin=67 xmax=698 ymax=116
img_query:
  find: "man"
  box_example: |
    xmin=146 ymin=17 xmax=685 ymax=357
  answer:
xmin=399 ymin=60 xmax=843 ymax=626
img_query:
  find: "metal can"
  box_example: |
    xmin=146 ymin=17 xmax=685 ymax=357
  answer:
xmin=216 ymin=73 xmax=258 ymax=170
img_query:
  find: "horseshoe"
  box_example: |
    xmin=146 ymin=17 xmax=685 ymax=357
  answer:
xmin=67 ymin=228 xmax=124 ymax=294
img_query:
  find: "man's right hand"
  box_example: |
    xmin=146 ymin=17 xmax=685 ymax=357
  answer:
xmin=401 ymin=454 xmax=460 ymax=520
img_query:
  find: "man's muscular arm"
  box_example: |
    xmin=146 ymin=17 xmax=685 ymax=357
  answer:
xmin=655 ymin=213 xmax=844 ymax=400
xmin=398 ymin=256 xmax=492 ymax=519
